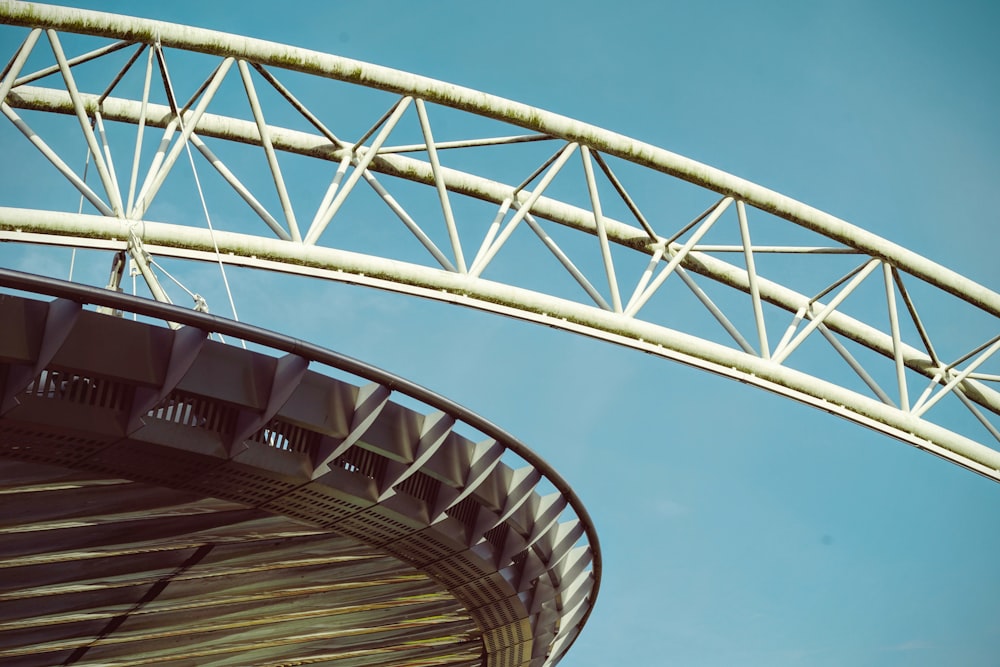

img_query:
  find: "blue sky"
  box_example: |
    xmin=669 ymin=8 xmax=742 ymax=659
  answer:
xmin=2 ymin=1 xmax=1000 ymax=665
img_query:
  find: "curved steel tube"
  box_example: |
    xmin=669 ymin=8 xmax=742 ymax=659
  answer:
xmin=1 ymin=1 xmax=996 ymax=316
xmin=0 ymin=3 xmax=997 ymax=483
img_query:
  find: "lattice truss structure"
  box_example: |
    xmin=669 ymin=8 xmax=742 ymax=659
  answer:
xmin=0 ymin=2 xmax=998 ymax=481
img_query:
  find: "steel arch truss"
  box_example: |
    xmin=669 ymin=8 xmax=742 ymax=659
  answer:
xmin=1 ymin=2 xmax=999 ymax=481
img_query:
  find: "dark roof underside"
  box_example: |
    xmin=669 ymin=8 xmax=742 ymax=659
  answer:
xmin=0 ymin=459 xmax=483 ymax=667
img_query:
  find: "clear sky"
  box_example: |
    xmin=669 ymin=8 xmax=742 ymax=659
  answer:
xmin=2 ymin=1 xmax=999 ymax=665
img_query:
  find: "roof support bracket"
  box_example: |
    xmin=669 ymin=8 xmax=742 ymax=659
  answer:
xmin=1 ymin=298 xmax=80 ymax=415
xmin=127 ymin=324 xmax=207 ymax=433
xmin=230 ymin=352 xmax=309 ymax=452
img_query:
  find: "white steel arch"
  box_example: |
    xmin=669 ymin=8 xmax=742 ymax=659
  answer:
xmin=1 ymin=1 xmax=999 ymax=481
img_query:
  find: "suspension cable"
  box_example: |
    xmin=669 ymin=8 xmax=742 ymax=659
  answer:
xmin=70 ymin=142 xmax=93 ymax=281
xmin=147 ymin=258 xmax=199 ymax=303
xmin=155 ymin=42 xmax=244 ymax=348
xmin=143 ymin=257 xmax=226 ymax=343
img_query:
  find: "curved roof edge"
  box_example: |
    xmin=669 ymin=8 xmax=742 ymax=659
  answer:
xmin=0 ymin=269 xmax=600 ymax=666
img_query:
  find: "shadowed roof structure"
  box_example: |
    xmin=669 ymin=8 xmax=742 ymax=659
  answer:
xmin=0 ymin=280 xmax=599 ymax=666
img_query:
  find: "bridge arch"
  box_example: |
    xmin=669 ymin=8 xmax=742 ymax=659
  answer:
xmin=1 ymin=2 xmax=998 ymax=482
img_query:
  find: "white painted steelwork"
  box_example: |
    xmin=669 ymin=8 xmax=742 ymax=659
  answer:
xmin=0 ymin=2 xmax=998 ymax=486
